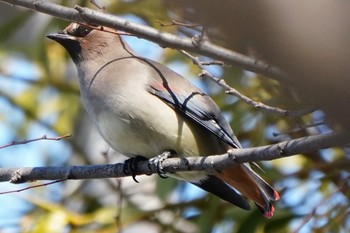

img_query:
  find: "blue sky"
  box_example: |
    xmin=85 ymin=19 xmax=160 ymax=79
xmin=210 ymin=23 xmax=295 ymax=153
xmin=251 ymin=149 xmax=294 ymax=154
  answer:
xmin=0 ymin=51 xmax=71 ymax=233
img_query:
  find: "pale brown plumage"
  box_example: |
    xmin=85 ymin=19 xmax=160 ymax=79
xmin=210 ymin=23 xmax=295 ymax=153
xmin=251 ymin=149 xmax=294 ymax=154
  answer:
xmin=47 ymin=23 xmax=279 ymax=217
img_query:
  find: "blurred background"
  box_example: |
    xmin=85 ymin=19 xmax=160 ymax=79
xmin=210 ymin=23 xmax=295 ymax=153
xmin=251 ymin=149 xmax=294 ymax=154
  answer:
xmin=0 ymin=0 xmax=349 ymax=232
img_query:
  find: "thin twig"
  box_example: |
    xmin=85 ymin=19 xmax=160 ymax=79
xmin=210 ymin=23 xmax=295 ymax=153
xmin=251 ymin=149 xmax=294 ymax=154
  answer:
xmin=89 ymin=0 xmax=105 ymax=10
xmin=0 ymin=179 xmax=67 ymax=194
xmin=292 ymin=176 xmax=350 ymax=233
xmin=157 ymin=19 xmax=202 ymax=28
xmin=200 ymin=60 xmax=225 ymax=66
xmin=273 ymin=121 xmax=327 ymax=137
xmin=77 ymin=22 xmax=133 ymax=36
xmin=115 ymin=179 xmax=123 ymax=231
xmin=0 ymin=134 xmax=71 ymax=150
xmin=179 ymin=50 xmax=309 ymax=117
xmin=191 ymin=26 xmax=209 ymax=47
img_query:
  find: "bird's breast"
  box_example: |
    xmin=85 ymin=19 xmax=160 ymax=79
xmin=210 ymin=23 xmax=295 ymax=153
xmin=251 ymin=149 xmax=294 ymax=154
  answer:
xmin=94 ymin=91 xmax=204 ymax=158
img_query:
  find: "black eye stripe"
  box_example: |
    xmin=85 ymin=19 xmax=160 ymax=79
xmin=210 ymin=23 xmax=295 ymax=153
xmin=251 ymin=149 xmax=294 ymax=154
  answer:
xmin=72 ymin=25 xmax=93 ymax=37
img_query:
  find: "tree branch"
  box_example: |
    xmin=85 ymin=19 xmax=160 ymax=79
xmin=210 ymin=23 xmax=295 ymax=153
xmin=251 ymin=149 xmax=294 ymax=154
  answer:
xmin=0 ymin=0 xmax=288 ymax=82
xmin=179 ymin=50 xmax=313 ymax=117
xmin=0 ymin=134 xmax=71 ymax=149
xmin=0 ymin=132 xmax=346 ymax=184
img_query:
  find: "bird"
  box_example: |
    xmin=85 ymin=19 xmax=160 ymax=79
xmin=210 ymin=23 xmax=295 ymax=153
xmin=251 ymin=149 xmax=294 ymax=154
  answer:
xmin=47 ymin=22 xmax=279 ymax=218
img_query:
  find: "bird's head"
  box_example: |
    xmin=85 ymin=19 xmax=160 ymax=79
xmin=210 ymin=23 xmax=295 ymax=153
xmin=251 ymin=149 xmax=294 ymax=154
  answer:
xmin=47 ymin=23 xmax=125 ymax=64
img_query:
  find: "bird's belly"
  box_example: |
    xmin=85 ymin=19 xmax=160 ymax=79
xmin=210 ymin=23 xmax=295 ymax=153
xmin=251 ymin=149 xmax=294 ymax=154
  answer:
xmin=96 ymin=111 xmax=156 ymax=156
xmin=97 ymin=109 xmax=202 ymax=155
xmin=96 ymin=109 xmax=224 ymax=182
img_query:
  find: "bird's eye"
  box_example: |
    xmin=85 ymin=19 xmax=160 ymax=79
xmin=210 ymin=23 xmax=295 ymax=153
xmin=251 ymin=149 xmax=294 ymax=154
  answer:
xmin=73 ymin=25 xmax=93 ymax=37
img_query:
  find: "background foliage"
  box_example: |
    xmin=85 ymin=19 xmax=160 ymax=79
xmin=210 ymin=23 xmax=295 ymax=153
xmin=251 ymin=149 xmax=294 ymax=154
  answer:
xmin=0 ymin=1 xmax=349 ymax=232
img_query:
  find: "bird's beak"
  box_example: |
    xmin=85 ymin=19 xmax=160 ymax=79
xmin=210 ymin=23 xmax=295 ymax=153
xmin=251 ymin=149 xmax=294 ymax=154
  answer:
xmin=46 ymin=31 xmax=81 ymax=63
xmin=46 ymin=31 xmax=76 ymax=42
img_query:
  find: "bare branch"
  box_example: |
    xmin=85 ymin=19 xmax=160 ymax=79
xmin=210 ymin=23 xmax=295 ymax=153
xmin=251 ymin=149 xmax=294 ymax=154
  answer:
xmin=0 ymin=133 xmax=346 ymax=185
xmin=292 ymin=176 xmax=350 ymax=233
xmin=0 ymin=179 xmax=66 ymax=194
xmin=179 ymin=50 xmax=311 ymax=117
xmin=89 ymin=0 xmax=105 ymax=11
xmin=0 ymin=134 xmax=71 ymax=150
xmin=0 ymin=0 xmax=288 ymax=82
xmin=157 ymin=19 xmax=202 ymax=28
xmin=272 ymin=121 xmax=327 ymax=137
xmin=200 ymin=60 xmax=225 ymax=66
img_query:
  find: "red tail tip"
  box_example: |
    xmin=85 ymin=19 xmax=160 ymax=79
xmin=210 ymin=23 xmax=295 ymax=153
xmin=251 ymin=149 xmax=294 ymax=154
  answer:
xmin=263 ymin=205 xmax=275 ymax=219
xmin=274 ymin=191 xmax=280 ymax=201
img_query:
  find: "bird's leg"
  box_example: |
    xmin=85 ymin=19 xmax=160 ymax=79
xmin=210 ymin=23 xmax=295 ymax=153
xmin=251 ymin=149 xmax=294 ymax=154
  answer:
xmin=148 ymin=151 xmax=175 ymax=179
xmin=123 ymin=155 xmax=148 ymax=183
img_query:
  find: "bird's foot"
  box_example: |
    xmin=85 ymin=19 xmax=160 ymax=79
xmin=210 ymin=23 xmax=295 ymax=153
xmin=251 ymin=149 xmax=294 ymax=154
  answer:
xmin=123 ymin=155 xmax=148 ymax=183
xmin=148 ymin=151 xmax=174 ymax=179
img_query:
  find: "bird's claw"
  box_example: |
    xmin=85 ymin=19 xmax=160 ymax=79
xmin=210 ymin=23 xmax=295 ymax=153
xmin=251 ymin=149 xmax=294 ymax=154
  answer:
xmin=148 ymin=151 xmax=173 ymax=179
xmin=123 ymin=156 xmax=148 ymax=183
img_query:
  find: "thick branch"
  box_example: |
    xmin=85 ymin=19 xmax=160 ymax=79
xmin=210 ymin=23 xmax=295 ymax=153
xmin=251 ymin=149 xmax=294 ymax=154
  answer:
xmin=0 ymin=133 xmax=346 ymax=184
xmin=0 ymin=0 xmax=287 ymax=82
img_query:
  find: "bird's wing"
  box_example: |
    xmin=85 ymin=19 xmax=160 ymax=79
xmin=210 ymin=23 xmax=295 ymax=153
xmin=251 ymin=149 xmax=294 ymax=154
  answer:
xmin=144 ymin=59 xmax=241 ymax=149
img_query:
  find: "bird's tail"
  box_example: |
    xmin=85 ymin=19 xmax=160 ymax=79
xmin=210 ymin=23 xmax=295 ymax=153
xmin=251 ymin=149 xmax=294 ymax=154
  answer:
xmin=215 ymin=164 xmax=279 ymax=218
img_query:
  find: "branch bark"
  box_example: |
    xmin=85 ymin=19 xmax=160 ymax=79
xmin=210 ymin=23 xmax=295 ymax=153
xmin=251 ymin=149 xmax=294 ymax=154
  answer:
xmin=0 ymin=0 xmax=288 ymax=82
xmin=179 ymin=50 xmax=313 ymax=117
xmin=0 ymin=133 xmax=346 ymax=184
